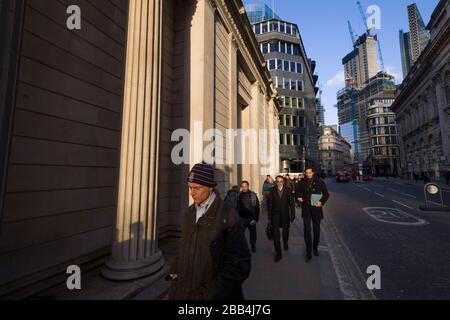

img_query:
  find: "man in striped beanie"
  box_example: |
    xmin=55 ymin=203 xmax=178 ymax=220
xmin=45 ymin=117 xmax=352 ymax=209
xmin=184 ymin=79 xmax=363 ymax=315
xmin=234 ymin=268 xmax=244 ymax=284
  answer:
xmin=168 ymin=163 xmax=251 ymax=300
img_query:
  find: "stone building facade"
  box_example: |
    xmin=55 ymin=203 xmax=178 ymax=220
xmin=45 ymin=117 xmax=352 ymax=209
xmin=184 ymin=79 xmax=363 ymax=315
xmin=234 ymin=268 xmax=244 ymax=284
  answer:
xmin=318 ymin=125 xmax=352 ymax=176
xmin=0 ymin=0 xmax=279 ymax=298
xmin=392 ymin=0 xmax=449 ymax=180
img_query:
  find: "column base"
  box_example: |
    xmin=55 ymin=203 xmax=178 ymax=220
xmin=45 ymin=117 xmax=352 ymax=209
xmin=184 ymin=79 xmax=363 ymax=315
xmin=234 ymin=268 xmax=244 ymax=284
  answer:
xmin=101 ymin=250 xmax=165 ymax=281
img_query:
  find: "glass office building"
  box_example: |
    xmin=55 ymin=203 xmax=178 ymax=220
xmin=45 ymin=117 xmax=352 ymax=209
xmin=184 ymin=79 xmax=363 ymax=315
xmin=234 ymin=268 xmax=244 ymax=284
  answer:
xmin=245 ymin=3 xmax=280 ymax=24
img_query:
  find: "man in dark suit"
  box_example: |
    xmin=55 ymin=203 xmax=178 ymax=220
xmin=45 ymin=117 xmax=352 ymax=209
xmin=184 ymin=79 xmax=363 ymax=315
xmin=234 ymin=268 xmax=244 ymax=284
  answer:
xmin=268 ymin=175 xmax=296 ymax=262
xmin=296 ymin=167 xmax=329 ymax=262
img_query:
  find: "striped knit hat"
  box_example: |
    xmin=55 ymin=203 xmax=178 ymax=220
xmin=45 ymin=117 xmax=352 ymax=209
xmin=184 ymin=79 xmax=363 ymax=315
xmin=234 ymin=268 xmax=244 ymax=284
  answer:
xmin=187 ymin=163 xmax=217 ymax=188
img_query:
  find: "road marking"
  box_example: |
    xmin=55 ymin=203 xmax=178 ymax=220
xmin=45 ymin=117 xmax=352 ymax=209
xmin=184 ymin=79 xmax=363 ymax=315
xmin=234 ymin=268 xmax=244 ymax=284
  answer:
xmin=363 ymin=207 xmax=428 ymax=226
xmin=392 ymin=200 xmax=414 ymax=210
xmin=401 ymin=193 xmax=417 ymax=199
xmin=364 ymin=188 xmax=372 ymax=192
xmin=374 ymin=192 xmax=385 ymax=198
xmin=428 ymin=200 xmax=447 ymax=207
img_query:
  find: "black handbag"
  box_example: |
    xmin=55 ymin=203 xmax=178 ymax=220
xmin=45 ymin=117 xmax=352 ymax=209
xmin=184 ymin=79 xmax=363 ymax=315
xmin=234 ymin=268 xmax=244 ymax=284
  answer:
xmin=266 ymin=223 xmax=273 ymax=240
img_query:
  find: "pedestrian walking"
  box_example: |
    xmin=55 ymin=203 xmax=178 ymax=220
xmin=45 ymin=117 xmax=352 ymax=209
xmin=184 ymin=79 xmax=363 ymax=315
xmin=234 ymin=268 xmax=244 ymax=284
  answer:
xmin=168 ymin=163 xmax=251 ymax=300
xmin=413 ymin=171 xmax=419 ymax=183
xmin=296 ymin=167 xmax=329 ymax=263
xmin=285 ymin=174 xmax=296 ymax=195
xmin=224 ymin=185 xmax=240 ymax=209
xmin=237 ymin=181 xmax=260 ymax=253
xmin=268 ymin=176 xmax=296 ymax=263
xmin=262 ymin=175 xmax=275 ymax=211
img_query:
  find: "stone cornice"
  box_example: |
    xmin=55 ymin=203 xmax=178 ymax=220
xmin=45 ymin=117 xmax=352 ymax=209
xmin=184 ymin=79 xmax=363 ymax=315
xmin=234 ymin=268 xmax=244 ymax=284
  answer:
xmin=214 ymin=0 xmax=279 ymax=109
xmin=392 ymin=17 xmax=449 ymax=112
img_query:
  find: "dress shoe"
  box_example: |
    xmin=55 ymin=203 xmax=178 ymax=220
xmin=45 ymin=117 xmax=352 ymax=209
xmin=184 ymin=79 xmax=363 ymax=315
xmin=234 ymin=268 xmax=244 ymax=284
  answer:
xmin=283 ymin=244 xmax=289 ymax=251
xmin=313 ymin=248 xmax=319 ymax=256
xmin=305 ymin=254 xmax=312 ymax=262
xmin=274 ymin=254 xmax=282 ymax=263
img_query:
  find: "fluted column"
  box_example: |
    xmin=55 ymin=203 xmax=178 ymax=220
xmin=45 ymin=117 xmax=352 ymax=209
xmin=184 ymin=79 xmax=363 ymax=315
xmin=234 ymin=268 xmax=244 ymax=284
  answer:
xmin=102 ymin=0 xmax=165 ymax=280
xmin=435 ymin=79 xmax=450 ymax=166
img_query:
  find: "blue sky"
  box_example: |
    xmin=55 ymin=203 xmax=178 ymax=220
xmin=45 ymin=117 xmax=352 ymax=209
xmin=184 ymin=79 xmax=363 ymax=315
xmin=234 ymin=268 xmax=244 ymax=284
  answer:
xmin=244 ymin=0 xmax=439 ymax=125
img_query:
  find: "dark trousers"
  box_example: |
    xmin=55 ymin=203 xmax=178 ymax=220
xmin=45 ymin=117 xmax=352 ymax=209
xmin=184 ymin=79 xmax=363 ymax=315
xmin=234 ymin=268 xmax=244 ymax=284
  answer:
xmin=265 ymin=196 xmax=270 ymax=211
xmin=303 ymin=215 xmax=321 ymax=256
xmin=242 ymin=219 xmax=257 ymax=248
xmin=272 ymin=217 xmax=289 ymax=257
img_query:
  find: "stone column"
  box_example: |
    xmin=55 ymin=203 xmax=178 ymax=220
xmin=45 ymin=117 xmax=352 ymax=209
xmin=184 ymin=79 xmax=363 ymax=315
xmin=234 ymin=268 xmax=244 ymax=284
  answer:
xmin=102 ymin=0 xmax=165 ymax=280
xmin=228 ymin=33 xmax=238 ymax=185
xmin=435 ymin=79 xmax=450 ymax=166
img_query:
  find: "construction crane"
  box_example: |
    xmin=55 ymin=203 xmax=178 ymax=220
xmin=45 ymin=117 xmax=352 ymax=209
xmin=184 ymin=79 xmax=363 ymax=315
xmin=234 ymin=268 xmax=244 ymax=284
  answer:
xmin=348 ymin=20 xmax=356 ymax=47
xmin=377 ymin=39 xmax=385 ymax=71
xmin=356 ymin=1 xmax=384 ymax=71
xmin=357 ymin=1 xmax=372 ymax=35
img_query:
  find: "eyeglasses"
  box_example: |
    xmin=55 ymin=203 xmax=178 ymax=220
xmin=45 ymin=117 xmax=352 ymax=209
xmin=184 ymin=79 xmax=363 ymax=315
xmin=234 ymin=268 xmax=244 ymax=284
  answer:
xmin=276 ymin=180 xmax=284 ymax=183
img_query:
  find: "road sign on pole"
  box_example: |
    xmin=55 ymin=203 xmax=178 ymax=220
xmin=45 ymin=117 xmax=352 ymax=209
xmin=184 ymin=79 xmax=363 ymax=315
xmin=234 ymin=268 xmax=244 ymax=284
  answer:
xmin=420 ymin=183 xmax=450 ymax=212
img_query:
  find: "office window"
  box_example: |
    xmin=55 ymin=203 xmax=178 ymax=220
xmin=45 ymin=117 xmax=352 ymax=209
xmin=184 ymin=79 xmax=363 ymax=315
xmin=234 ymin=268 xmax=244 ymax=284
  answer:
xmin=284 ymin=78 xmax=290 ymax=90
xmin=290 ymin=61 xmax=296 ymax=73
xmin=280 ymin=42 xmax=286 ymax=53
xmin=286 ymin=115 xmax=292 ymax=126
xmin=291 ymin=80 xmax=297 ymax=91
xmin=262 ymin=22 xmax=268 ymax=33
xmin=280 ymin=96 xmax=285 ymax=107
xmin=283 ymin=60 xmax=289 ymax=71
xmin=280 ymin=134 xmax=286 ymax=145
xmin=297 ymin=80 xmax=303 ymax=91
xmin=294 ymin=135 xmax=300 ymax=146
xmin=298 ymin=98 xmax=304 ymax=109
xmin=293 ymin=115 xmax=299 ymax=127
xmin=293 ymin=45 xmax=300 ymax=56
xmin=286 ymin=24 xmax=292 ymax=34
xmin=286 ymin=44 xmax=292 ymax=55
xmin=273 ymin=76 xmax=278 ymax=88
xmin=262 ymin=43 xmax=269 ymax=54
xmin=279 ymin=115 xmax=285 ymax=126
xmin=255 ymin=24 xmax=261 ymax=34
xmin=277 ymin=59 xmax=283 ymax=70
xmin=270 ymin=41 xmax=278 ymax=53
xmin=292 ymin=26 xmax=298 ymax=36
xmin=299 ymin=116 xmax=304 ymax=127
xmin=285 ymin=96 xmax=291 ymax=107
xmin=286 ymin=134 xmax=293 ymax=145
xmin=280 ymin=22 xmax=285 ymax=33
xmin=291 ymin=97 xmax=298 ymax=108
xmin=296 ymin=63 xmax=302 ymax=73
xmin=270 ymin=21 xmax=279 ymax=32
xmin=269 ymin=59 xmax=276 ymax=70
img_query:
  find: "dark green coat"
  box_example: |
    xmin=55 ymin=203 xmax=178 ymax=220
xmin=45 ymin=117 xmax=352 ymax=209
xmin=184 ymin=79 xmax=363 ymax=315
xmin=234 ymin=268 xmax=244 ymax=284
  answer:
xmin=168 ymin=192 xmax=251 ymax=300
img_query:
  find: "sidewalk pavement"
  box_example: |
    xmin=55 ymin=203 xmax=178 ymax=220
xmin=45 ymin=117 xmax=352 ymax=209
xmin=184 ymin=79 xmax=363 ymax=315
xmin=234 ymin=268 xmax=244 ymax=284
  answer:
xmin=242 ymin=203 xmax=343 ymax=300
xmin=31 ymin=202 xmax=344 ymax=300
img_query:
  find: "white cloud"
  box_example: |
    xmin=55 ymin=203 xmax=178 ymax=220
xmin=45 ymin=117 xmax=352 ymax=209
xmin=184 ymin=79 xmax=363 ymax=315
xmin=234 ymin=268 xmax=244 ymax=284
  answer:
xmin=325 ymin=71 xmax=345 ymax=87
xmin=384 ymin=66 xmax=402 ymax=83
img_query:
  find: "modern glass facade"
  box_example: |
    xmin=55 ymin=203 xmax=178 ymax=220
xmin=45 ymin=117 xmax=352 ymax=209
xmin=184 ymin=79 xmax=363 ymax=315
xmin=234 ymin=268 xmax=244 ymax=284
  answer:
xmin=246 ymin=3 xmax=319 ymax=173
xmin=245 ymin=3 xmax=280 ymax=24
xmin=399 ymin=30 xmax=413 ymax=79
xmin=340 ymin=121 xmax=360 ymax=161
